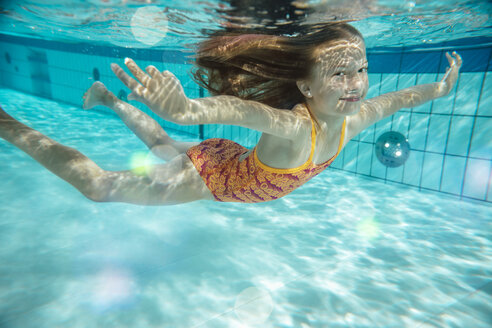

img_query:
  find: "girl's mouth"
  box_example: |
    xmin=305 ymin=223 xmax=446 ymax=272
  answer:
xmin=340 ymin=97 xmax=361 ymax=102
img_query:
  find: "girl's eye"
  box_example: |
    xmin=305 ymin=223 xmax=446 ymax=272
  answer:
xmin=333 ymin=72 xmax=345 ymax=77
xmin=359 ymin=67 xmax=368 ymax=73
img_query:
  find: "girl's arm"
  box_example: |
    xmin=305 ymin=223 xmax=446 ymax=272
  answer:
xmin=111 ymin=58 xmax=304 ymax=140
xmin=348 ymin=52 xmax=462 ymax=137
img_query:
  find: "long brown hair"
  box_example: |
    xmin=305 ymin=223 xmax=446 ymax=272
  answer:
xmin=192 ymin=23 xmax=363 ymax=110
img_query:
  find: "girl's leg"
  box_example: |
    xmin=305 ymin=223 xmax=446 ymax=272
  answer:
xmin=0 ymin=106 xmax=214 ymax=205
xmin=83 ymin=81 xmax=198 ymax=161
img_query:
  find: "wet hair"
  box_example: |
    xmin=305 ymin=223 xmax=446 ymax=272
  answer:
xmin=192 ymin=23 xmax=363 ymax=110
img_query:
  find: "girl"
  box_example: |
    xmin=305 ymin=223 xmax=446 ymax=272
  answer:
xmin=0 ymin=23 xmax=462 ymax=205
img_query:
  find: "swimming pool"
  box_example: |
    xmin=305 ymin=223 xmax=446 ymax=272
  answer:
xmin=1 ymin=1 xmax=492 ymax=327
xmin=0 ymin=89 xmax=491 ymax=327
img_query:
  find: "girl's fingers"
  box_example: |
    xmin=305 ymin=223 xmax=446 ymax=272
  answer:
xmin=111 ymin=63 xmax=143 ymax=94
xmin=124 ymin=58 xmax=151 ymax=87
xmin=145 ymin=65 xmax=161 ymax=79
xmin=128 ymin=92 xmax=138 ymax=101
xmin=446 ymin=51 xmax=462 ymax=68
xmin=454 ymin=52 xmax=463 ymax=66
xmin=445 ymin=52 xmax=455 ymax=66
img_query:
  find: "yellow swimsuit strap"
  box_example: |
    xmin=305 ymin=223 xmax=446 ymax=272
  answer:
xmin=254 ymin=106 xmax=345 ymax=173
xmin=253 ymin=115 xmax=316 ymax=174
xmin=308 ymin=114 xmax=346 ymax=166
xmin=306 ymin=114 xmax=317 ymax=163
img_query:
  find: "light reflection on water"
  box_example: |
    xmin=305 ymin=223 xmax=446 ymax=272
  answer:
xmin=0 ymin=89 xmax=491 ymax=327
xmin=0 ymin=1 xmax=491 ymax=49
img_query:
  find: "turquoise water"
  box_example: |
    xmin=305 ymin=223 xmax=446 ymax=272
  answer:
xmin=1 ymin=0 xmax=491 ymax=49
xmin=1 ymin=0 xmax=492 ymax=326
xmin=0 ymin=89 xmax=491 ymax=327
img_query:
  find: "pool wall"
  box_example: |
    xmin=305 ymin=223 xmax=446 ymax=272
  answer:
xmin=0 ymin=34 xmax=491 ymax=202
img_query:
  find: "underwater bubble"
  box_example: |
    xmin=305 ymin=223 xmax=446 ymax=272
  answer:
xmin=235 ymin=287 xmax=274 ymax=325
xmin=131 ymin=6 xmax=168 ymax=47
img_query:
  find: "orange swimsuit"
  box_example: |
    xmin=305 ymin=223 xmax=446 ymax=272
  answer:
xmin=186 ymin=116 xmax=346 ymax=203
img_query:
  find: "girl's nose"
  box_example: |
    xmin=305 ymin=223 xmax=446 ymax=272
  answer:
xmin=347 ymin=75 xmax=364 ymax=93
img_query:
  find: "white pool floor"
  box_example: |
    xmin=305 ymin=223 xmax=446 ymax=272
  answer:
xmin=0 ymin=89 xmax=491 ymax=327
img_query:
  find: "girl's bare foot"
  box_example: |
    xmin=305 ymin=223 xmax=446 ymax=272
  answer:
xmin=83 ymin=81 xmax=117 ymax=109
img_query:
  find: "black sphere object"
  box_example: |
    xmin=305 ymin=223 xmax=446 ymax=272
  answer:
xmin=375 ymin=131 xmax=410 ymax=168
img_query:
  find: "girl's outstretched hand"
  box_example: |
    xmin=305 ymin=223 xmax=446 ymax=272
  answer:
xmin=111 ymin=58 xmax=191 ymax=123
xmin=438 ymin=51 xmax=462 ymax=97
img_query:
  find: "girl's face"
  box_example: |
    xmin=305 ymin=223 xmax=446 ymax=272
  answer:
xmin=304 ymin=38 xmax=368 ymax=118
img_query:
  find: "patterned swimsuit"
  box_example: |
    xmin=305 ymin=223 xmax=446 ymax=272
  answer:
xmin=186 ymin=115 xmax=346 ymax=203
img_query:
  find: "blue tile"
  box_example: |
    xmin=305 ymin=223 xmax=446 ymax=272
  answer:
xmin=246 ymin=130 xmax=260 ymax=148
xmin=223 ymin=125 xmax=232 ymax=141
xmin=2 ymin=43 xmax=28 ymax=62
xmin=380 ymin=74 xmax=399 ymax=94
xmin=330 ymin=151 xmax=343 ymax=169
xmin=446 ymin=116 xmax=474 ymax=157
xmin=51 ymin=84 xmax=72 ymax=104
xmin=48 ymin=66 xmax=65 ymax=86
xmin=421 ymin=153 xmax=444 ymax=190
xmin=367 ymin=74 xmax=382 ymax=98
xmin=356 ymin=142 xmax=372 ymax=175
xmin=452 ymin=48 xmax=490 ymax=72
xmin=441 ymin=155 xmax=467 ymax=195
xmin=469 ymin=117 xmax=492 ymax=159
xmin=370 ymin=150 xmax=387 ymax=179
xmin=8 ymin=75 xmax=32 ymax=94
xmin=230 ymin=126 xmax=242 ymax=143
xmin=232 ymin=126 xmax=241 ymax=140
xmin=343 ymin=140 xmax=358 ymax=172
xmin=392 ymin=111 xmax=410 ymax=134
xmin=212 ymin=124 xmax=226 ymax=139
xmin=186 ymin=125 xmax=199 ymax=137
xmin=477 ymin=73 xmax=492 ymax=116
xmin=167 ymin=121 xmax=187 ymax=135
xmin=374 ymin=116 xmax=392 ymax=135
xmin=397 ymin=73 xmax=417 ymax=89
xmin=0 ymin=58 xmax=15 ymax=75
xmin=454 ymin=73 xmax=483 ymax=116
xmin=185 ymin=87 xmax=200 ymax=99
xmin=359 ymin=124 xmax=375 ymax=143
xmin=417 ymin=72 xmax=438 ymax=85
xmin=426 ymin=115 xmax=451 ymax=154
xmin=408 ymin=113 xmax=429 ymax=151
xmin=401 ymin=52 xmax=441 ymax=73
xmin=202 ymin=124 xmax=211 ymax=139
xmin=403 ymin=150 xmax=424 ymax=186
xmin=367 ymin=53 xmax=402 ymax=74
xmin=386 ymin=162 xmax=404 ymax=183
xmin=432 ymin=93 xmax=455 ymax=115
xmin=488 ymin=176 xmax=492 ymax=203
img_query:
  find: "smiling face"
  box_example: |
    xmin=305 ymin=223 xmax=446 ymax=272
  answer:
xmin=300 ymin=38 xmax=369 ymax=118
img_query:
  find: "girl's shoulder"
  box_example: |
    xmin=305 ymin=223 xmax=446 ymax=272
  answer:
xmin=291 ymin=103 xmax=312 ymax=120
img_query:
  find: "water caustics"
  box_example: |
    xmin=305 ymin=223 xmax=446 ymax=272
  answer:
xmin=0 ymin=0 xmax=491 ymax=50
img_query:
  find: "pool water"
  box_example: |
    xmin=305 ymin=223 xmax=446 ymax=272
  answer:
xmin=0 ymin=89 xmax=491 ymax=327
